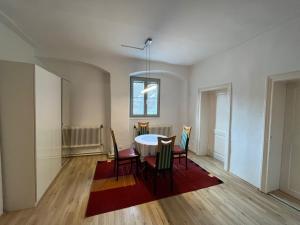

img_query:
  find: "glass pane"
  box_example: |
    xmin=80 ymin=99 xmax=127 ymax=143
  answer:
xmin=132 ymin=81 xmax=145 ymax=115
xmin=146 ymin=83 xmax=158 ymax=115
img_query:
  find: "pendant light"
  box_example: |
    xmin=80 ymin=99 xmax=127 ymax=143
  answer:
xmin=141 ymin=38 xmax=157 ymax=94
xmin=121 ymin=38 xmax=156 ymax=94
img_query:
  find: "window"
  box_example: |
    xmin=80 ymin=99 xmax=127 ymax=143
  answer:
xmin=130 ymin=76 xmax=160 ymax=117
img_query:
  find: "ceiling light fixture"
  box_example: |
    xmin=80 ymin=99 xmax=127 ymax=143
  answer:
xmin=141 ymin=38 xmax=155 ymax=94
xmin=121 ymin=38 xmax=152 ymax=51
xmin=141 ymin=83 xmax=157 ymax=94
xmin=121 ymin=38 xmax=155 ymax=95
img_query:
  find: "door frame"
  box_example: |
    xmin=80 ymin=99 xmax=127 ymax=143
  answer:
xmin=195 ymin=83 xmax=232 ymax=171
xmin=261 ymin=71 xmax=300 ymax=193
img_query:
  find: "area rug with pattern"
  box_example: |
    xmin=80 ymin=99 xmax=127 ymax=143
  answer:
xmin=86 ymin=158 xmax=223 ymax=217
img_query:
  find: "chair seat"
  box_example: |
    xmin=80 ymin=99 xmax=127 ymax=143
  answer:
xmin=118 ymin=148 xmax=139 ymax=159
xmin=173 ymin=145 xmax=186 ymax=154
xmin=144 ymin=155 xmax=156 ymax=168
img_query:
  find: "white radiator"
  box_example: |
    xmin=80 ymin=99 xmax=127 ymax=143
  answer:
xmin=133 ymin=124 xmax=172 ymax=137
xmin=149 ymin=125 xmax=172 ymax=136
xmin=62 ymin=125 xmax=103 ymax=150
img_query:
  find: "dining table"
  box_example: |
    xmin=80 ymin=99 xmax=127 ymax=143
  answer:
xmin=134 ymin=134 xmax=166 ymax=161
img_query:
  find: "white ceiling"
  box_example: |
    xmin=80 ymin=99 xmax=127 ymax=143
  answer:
xmin=1 ymin=0 xmax=300 ymax=65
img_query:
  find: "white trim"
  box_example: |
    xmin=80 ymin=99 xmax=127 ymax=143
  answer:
xmin=261 ymin=71 xmax=300 ymax=193
xmin=196 ymin=83 xmax=232 ymax=171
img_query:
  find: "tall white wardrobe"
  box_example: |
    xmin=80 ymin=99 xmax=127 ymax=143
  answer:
xmin=0 ymin=61 xmax=62 ymax=211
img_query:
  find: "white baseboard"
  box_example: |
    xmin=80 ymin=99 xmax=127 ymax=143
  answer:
xmin=212 ymin=152 xmax=224 ymax=162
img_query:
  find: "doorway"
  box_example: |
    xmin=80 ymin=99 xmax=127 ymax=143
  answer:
xmin=262 ymin=71 xmax=300 ymax=210
xmin=280 ymin=81 xmax=300 ymax=200
xmin=196 ymin=84 xmax=232 ymax=171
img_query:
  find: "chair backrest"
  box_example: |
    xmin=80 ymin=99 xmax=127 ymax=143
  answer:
xmin=137 ymin=122 xmax=150 ymax=135
xmin=110 ymin=129 xmax=119 ymax=160
xmin=180 ymin=126 xmax=192 ymax=151
xmin=156 ymin=136 xmax=176 ymax=170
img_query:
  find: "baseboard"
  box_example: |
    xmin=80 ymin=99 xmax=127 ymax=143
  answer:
xmin=212 ymin=153 xmax=224 ymax=162
xmin=189 ymin=148 xmax=198 ymax=155
xmin=67 ymin=152 xmax=106 ymax=157
xmin=107 ymin=152 xmax=115 ymax=159
xmin=269 ymin=190 xmax=300 ymax=211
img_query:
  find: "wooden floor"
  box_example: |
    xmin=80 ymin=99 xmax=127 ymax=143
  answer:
xmin=1 ymin=154 xmax=300 ymax=225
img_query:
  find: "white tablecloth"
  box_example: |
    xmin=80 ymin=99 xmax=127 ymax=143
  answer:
xmin=135 ymin=134 xmax=166 ymax=161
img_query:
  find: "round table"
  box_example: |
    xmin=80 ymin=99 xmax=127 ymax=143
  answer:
xmin=135 ymin=134 xmax=166 ymax=161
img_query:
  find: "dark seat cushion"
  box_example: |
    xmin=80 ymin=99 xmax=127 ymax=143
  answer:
xmin=144 ymin=155 xmax=156 ymax=168
xmin=118 ymin=148 xmax=139 ymax=159
xmin=173 ymin=145 xmax=186 ymax=154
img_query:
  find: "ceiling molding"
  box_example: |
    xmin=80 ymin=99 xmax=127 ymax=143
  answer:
xmin=0 ymin=9 xmax=37 ymax=48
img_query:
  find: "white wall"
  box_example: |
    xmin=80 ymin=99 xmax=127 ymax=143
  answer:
xmin=92 ymin=57 xmax=189 ymax=151
xmin=129 ymin=73 xmax=187 ymax=146
xmin=105 ymin=60 xmax=188 ymax=151
xmin=189 ymin=16 xmax=300 ymax=188
xmin=61 ymin=79 xmax=71 ymax=160
xmin=38 ymin=58 xmax=111 ymax=153
xmin=39 ymin=58 xmax=111 ymax=153
xmin=38 ymin=59 xmax=110 ymax=125
xmin=0 ymin=16 xmax=189 ymax=155
xmin=36 ymin=52 xmax=190 ymax=151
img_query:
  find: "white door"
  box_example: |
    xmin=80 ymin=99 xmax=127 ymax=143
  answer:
xmin=211 ymin=90 xmax=228 ymax=162
xmin=280 ymin=81 xmax=300 ymax=199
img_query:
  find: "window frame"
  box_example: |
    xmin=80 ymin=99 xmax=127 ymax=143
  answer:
xmin=130 ymin=76 xmax=160 ymax=118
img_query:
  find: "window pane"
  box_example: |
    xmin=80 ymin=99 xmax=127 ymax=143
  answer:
xmin=146 ymin=83 xmax=158 ymax=115
xmin=132 ymin=81 xmax=144 ymax=115
xmin=130 ymin=77 xmax=160 ymax=117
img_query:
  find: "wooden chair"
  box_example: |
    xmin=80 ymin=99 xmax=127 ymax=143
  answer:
xmin=173 ymin=126 xmax=192 ymax=169
xmin=111 ymin=129 xmax=140 ymax=180
xmin=144 ymin=136 xmax=176 ymax=193
xmin=136 ymin=122 xmax=150 ymax=135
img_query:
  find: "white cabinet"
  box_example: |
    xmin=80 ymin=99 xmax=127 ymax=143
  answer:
xmin=35 ymin=66 xmax=62 ymax=202
xmin=0 ymin=61 xmax=62 ymax=211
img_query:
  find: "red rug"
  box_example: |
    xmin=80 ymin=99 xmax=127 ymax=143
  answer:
xmin=86 ymin=158 xmax=223 ymax=217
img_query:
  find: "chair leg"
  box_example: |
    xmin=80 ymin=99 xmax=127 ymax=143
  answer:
xmin=185 ymin=154 xmax=188 ymax=169
xmin=135 ymin=157 xmax=139 ymax=175
xmin=113 ymin=159 xmax=116 ymax=174
xmin=144 ymin=163 xmax=148 ymax=180
xmin=153 ymin=171 xmax=157 ymax=194
xmin=170 ymin=170 xmax=173 ymax=191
